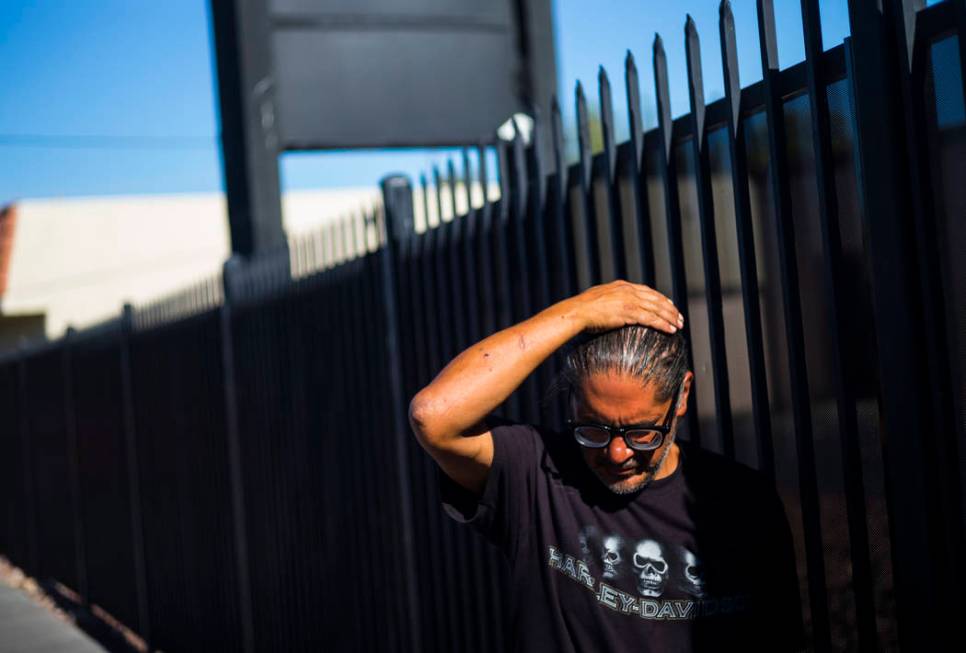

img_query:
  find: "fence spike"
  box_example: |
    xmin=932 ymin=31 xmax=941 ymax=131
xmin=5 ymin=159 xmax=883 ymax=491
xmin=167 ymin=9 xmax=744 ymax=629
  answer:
xmin=373 ymin=204 xmax=385 ymax=249
xmin=363 ymin=206 xmax=373 ymax=253
xmin=302 ymin=233 xmax=311 ymax=276
xmin=419 ymin=172 xmax=431 ymax=231
xmin=510 ymin=118 xmax=527 ymax=218
xmin=373 ymin=205 xmax=383 ymax=252
xmin=685 ymin=14 xmax=706 ymax=143
xmin=599 ymin=63 xmax=627 ymax=280
xmin=330 ymin=218 xmax=340 ymax=267
xmin=892 ymin=0 xmax=924 ymax=71
xmin=756 ymin=0 xmax=779 ymax=72
xmin=447 ymin=158 xmax=458 ymax=219
xmin=624 ymin=47 xmax=656 ymax=285
xmin=802 ymin=0 xmax=825 ymax=57
xmin=477 ymin=143 xmax=490 ymax=209
xmin=653 ymin=33 xmax=673 ymax=158
xmin=311 ymin=229 xmax=320 ymax=270
xmin=332 ymin=215 xmax=342 ymax=263
xmin=598 ymin=65 xmax=617 ymax=178
xmin=575 ymin=80 xmax=592 ymax=188
xmin=353 ymin=207 xmax=364 ymax=257
xmin=291 ymin=234 xmax=301 ymax=276
xmin=550 ymin=97 xmax=567 ymax=208
xmin=527 ymin=106 xmax=545 ymax=205
xmin=625 ymin=50 xmax=644 ymax=164
xmin=307 ymin=230 xmax=317 ymax=270
xmin=574 ymin=79 xmax=601 ymax=284
xmin=433 ymin=165 xmax=444 ymax=223
xmin=337 ymin=216 xmax=347 ymax=263
xmin=348 ymin=211 xmax=357 ymax=259
xmin=461 ymin=148 xmax=473 ymax=211
xmin=496 ymin=140 xmax=510 ymax=213
xmin=719 ymin=0 xmax=741 ymax=135
xmin=341 ymin=214 xmax=350 ymax=261
xmin=551 ymin=96 xmax=566 ymax=179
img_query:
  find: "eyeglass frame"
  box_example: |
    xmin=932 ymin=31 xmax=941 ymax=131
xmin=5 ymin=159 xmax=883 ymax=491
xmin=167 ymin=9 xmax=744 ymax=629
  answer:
xmin=564 ymin=379 xmax=685 ymax=452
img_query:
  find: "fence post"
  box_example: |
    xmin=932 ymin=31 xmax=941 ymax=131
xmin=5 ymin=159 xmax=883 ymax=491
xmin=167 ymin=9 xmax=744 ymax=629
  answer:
xmin=120 ymin=303 xmax=151 ymax=646
xmin=718 ymin=2 xmax=776 ymax=481
xmin=62 ymin=326 xmax=88 ymax=602
xmin=16 ymin=344 xmax=38 ymax=575
xmin=684 ymin=16 xmax=735 ymax=459
xmin=378 ymin=175 xmax=423 ymax=652
xmin=652 ymin=34 xmax=701 ymax=446
xmin=221 ymin=255 xmax=255 ymax=653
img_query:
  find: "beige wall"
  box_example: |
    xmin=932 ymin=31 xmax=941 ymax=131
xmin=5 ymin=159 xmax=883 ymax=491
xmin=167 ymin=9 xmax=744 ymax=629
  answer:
xmin=0 ymin=188 xmax=380 ymax=339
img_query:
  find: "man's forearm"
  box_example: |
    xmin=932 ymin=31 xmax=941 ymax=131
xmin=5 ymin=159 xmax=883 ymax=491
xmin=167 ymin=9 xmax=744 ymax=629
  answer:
xmin=409 ymin=297 xmax=585 ymax=442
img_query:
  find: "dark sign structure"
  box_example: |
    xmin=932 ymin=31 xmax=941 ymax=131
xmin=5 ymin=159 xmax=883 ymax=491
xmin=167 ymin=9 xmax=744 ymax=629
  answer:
xmin=210 ymin=0 xmax=557 ymax=257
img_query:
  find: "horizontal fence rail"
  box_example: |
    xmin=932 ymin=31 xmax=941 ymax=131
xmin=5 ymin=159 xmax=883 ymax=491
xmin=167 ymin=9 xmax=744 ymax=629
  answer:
xmin=1 ymin=1 xmax=964 ymax=651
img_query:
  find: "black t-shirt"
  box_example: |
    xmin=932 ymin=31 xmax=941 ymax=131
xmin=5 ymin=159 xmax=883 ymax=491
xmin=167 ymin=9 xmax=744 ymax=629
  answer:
xmin=437 ymin=418 xmax=807 ymax=653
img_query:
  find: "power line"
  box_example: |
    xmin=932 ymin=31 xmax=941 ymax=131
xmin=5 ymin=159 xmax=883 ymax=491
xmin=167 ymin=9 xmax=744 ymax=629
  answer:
xmin=0 ymin=133 xmax=217 ymax=150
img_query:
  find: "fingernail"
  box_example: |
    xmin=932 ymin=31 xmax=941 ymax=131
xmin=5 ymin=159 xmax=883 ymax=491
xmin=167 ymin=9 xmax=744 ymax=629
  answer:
xmin=670 ymin=325 xmax=677 ymax=333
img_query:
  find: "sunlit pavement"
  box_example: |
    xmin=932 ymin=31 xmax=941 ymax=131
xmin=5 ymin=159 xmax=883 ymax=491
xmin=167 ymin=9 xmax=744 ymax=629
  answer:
xmin=0 ymin=583 xmax=105 ymax=653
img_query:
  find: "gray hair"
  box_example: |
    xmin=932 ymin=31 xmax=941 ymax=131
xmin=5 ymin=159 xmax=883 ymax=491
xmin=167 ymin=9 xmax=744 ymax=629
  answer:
xmin=542 ymin=325 xmax=689 ymax=409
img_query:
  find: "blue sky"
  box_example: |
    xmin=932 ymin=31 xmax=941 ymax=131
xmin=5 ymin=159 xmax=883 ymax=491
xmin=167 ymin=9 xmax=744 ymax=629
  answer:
xmin=0 ymin=1 xmax=859 ymax=204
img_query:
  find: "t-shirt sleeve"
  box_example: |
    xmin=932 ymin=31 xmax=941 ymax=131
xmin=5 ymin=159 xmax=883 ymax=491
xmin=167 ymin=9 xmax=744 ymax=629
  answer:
xmin=436 ymin=418 xmax=541 ymax=561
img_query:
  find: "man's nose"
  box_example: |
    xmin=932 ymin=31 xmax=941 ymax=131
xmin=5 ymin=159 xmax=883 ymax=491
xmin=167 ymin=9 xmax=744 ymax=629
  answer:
xmin=605 ymin=436 xmax=635 ymax=466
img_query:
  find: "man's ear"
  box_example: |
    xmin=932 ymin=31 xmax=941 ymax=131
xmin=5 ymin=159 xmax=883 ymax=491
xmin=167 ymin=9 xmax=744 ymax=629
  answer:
xmin=675 ymin=371 xmax=694 ymax=417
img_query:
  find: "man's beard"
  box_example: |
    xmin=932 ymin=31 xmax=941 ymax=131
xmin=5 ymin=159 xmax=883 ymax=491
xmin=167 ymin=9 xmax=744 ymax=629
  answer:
xmin=594 ymin=427 xmax=678 ymax=495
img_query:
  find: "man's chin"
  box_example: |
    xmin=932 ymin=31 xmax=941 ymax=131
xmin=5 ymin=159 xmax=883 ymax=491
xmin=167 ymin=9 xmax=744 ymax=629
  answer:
xmin=594 ymin=469 xmax=648 ymax=495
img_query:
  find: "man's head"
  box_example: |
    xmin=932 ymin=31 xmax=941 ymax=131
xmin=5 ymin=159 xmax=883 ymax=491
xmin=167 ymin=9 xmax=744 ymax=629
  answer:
xmin=544 ymin=325 xmax=692 ymax=495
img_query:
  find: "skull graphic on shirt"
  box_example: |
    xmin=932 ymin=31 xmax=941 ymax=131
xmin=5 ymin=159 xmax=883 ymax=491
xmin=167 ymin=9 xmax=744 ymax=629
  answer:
xmin=578 ymin=525 xmax=599 ymax=560
xmin=633 ymin=539 xmax=669 ymax=597
xmin=599 ymin=534 xmax=625 ymax=580
xmin=578 ymin=526 xmax=627 ymax=581
xmin=678 ymin=546 xmax=708 ymax=598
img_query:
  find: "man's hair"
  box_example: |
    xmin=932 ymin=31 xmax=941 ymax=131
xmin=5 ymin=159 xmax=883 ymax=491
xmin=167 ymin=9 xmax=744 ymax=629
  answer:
xmin=541 ymin=325 xmax=689 ymax=409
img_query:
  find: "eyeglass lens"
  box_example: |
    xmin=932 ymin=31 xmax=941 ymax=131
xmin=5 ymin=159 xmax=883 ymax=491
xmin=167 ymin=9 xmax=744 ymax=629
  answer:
xmin=574 ymin=426 xmax=662 ymax=447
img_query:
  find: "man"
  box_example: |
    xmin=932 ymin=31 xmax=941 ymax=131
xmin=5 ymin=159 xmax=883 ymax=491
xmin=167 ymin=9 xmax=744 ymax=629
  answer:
xmin=409 ymin=280 xmax=806 ymax=652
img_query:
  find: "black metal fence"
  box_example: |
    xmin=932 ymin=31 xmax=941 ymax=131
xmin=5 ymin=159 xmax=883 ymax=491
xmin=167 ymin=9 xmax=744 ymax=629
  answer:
xmin=1 ymin=1 xmax=964 ymax=651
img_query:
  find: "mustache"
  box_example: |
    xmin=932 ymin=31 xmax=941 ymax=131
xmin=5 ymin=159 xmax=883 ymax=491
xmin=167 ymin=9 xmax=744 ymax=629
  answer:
xmin=597 ymin=450 xmax=656 ymax=468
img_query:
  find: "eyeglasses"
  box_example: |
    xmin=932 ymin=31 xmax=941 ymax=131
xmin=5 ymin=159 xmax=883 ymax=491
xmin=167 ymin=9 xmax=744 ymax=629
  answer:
xmin=565 ymin=381 xmax=684 ymax=452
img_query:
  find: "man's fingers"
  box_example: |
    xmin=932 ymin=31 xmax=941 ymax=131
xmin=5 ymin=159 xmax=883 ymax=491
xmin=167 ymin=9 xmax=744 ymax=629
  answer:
xmin=638 ymin=303 xmax=678 ymax=334
xmin=640 ymin=298 xmax=684 ymax=330
xmin=635 ymin=286 xmax=683 ymax=322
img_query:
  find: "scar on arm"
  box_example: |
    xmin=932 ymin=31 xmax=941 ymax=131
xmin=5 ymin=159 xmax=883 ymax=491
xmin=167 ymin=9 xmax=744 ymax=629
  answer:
xmin=518 ymin=334 xmax=527 ymax=350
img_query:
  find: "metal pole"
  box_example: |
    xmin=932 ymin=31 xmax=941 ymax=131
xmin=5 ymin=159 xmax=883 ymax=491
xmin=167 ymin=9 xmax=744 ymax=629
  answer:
xmin=684 ymin=15 xmax=735 ymax=458
xmin=575 ymin=82 xmax=602 ymax=286
xmin=120 ymin=304 xmax=151 ymax=646
xmin=62 ymin=327 xmax=88 ymax=602
xmin=17 ymin=346 xmax=39 ymax=575
xmin=624 ymin=52 xmax=657 ymax=287
xmin=653 ymin=34 xmax=702 ymax=446
xmin=718 ymin=1 xmax=776 ymax=479
xmin=599 ymin=66 xmax=629 ymax=282
xmin=379 ymin=175 xmax=424 ymax=652
xmin=221 ymin=256 xmax=255 ymax=653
